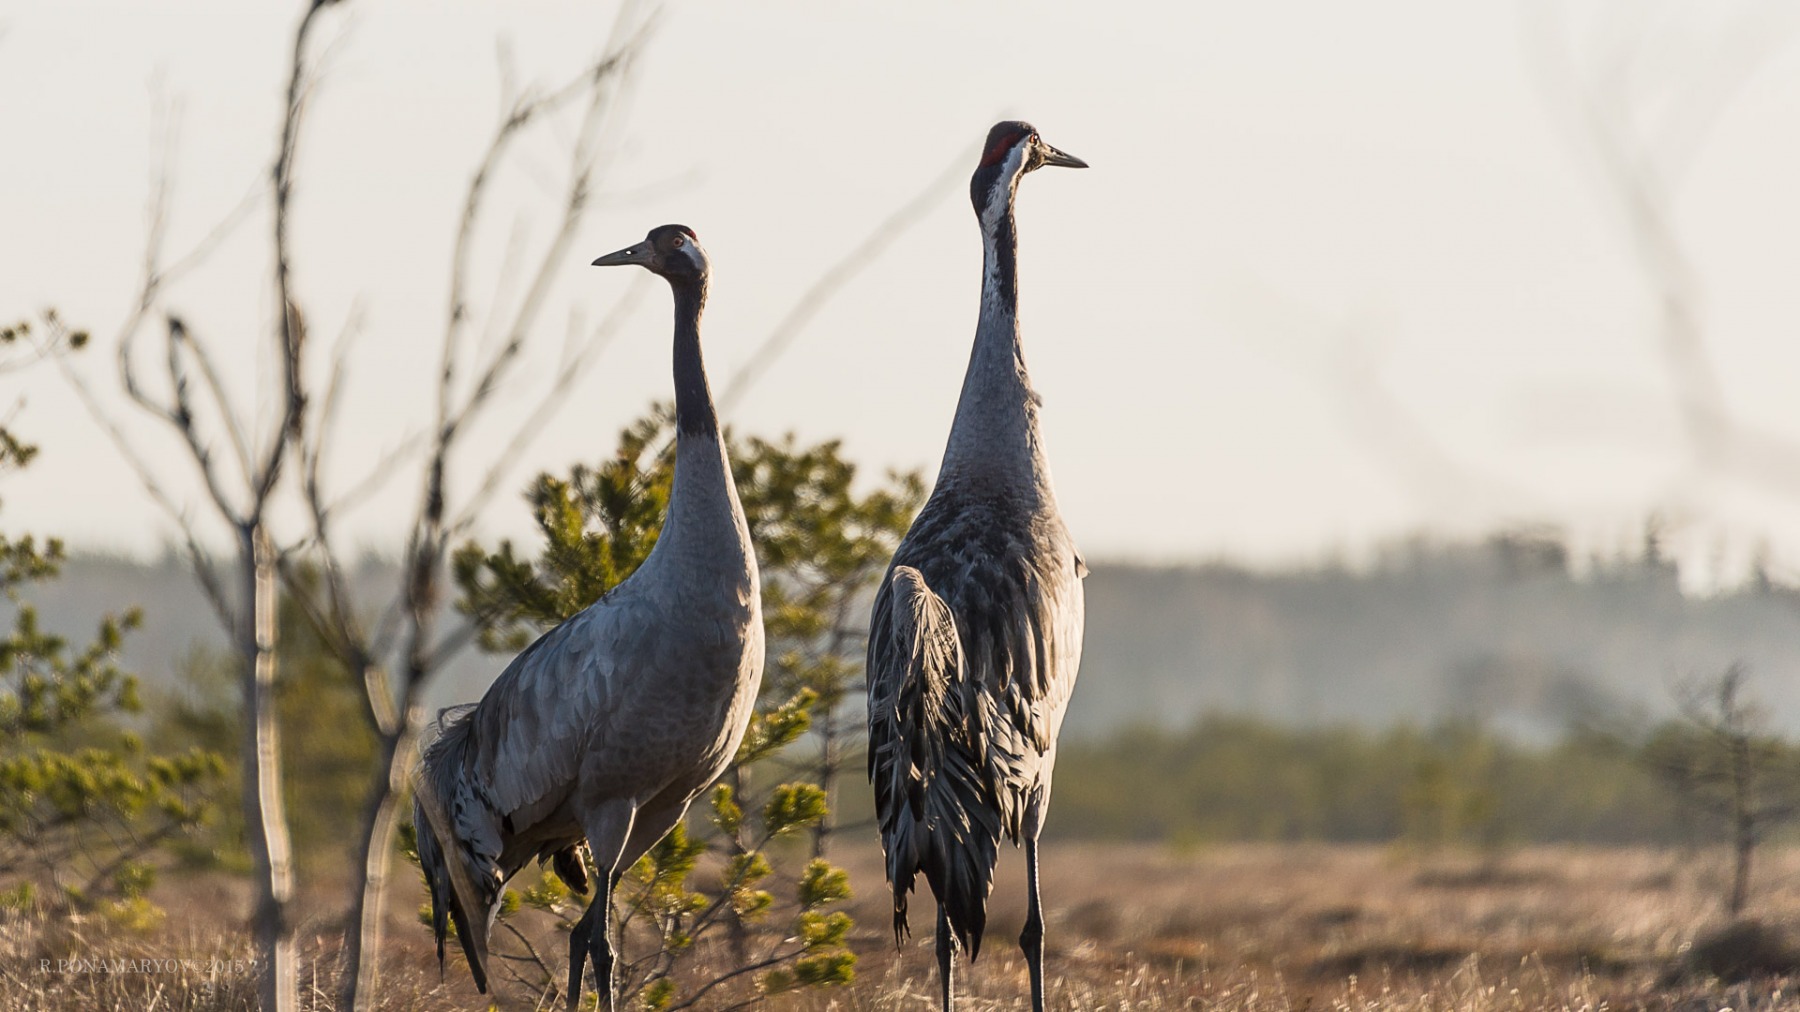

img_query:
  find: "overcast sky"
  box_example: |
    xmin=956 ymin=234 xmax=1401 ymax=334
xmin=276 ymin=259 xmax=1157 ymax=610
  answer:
xmin=6 ymin=1 xmax=1800 ymax=585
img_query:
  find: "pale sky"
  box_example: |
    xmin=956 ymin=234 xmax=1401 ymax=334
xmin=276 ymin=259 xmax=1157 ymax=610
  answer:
xmin=6 ymin=1 xmax=1800 ymax=586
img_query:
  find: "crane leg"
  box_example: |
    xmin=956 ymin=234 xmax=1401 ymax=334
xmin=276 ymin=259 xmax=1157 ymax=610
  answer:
xmin=936 ymin=903 xmax=956 ymax=1011
xmin=569 ymin=802 xmax=638 ymax=1012
xmin=1021 ymin=835 xmax=1046 ymax=1012
xmin=567 ymin=895 xmax=599 ymax=1006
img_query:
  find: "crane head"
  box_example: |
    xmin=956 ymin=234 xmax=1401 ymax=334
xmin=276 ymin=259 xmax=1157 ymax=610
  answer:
xmin=970 ymin=120 xmax=1086 ymax=217
xmin=591 ymin=224 xmax=708 ymax=283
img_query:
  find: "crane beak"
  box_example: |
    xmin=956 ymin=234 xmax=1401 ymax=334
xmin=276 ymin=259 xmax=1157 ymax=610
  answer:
xmin=592 ymin=241 xmax=653 ymax=268
xmin=1038 ymin=141 xmax=1088 ymax=169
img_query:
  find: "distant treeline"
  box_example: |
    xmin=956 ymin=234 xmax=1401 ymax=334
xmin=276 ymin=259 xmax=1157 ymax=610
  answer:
xmin=1077 ymin=532 xmax=1800 ymax=736
xmin=1045 ymin=714 xmax=1793 ymax=847
xmin=33 ymin=528 xmax=1800 ymax=741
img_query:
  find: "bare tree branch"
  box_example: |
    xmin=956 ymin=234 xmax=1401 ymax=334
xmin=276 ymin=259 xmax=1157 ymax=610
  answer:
xmin=718 ymin=143 xmax=974 ymax=412
xmin=258 ymin=2 xmax=338 ymax=518
xmin=438 ymin=20 xmax=653 ymax=444
xmin=163 ymin=317 xmax=249 ymax=522
xmin=174 ymin=316 xmax=256 ymax=484
xmin=39 ymin=323 xmax=235 ymax=630
xmin=448 ymin=45 xmax=639 ymax=439
xmin=112 ymin=103 xmax=262 ymax=447
xmin=448 ymin=278 xmax=648 ymax=535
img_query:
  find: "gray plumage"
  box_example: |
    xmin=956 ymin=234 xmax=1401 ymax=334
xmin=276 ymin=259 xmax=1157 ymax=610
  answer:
xmin=867 ymin=121 xmax=1088 ymax=1012
xmin=413 ymin=225 xmax=761 ymax=1011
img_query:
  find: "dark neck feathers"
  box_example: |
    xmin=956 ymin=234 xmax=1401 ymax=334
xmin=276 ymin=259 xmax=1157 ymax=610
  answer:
xmin=983 ymin=199 xmax=1019 ymax=311
xmin=669 ymin=278 xmax=717 ymax=437
xmin=938 ymin=169 xmax=1041 ymax=482
xmin=971 ymin=155 xmax=1023 ymax=309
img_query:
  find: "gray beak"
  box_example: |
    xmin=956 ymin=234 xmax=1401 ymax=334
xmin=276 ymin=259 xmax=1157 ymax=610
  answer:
xmin=592 ymin=241 xmax=653 ymax=268
xmin=1039 ymin=141 xmax=1088 ymax=169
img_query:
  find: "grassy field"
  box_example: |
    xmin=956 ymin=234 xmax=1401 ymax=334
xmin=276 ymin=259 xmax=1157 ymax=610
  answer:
xmin=5 ymin=842 xmax=1799 ymax=1010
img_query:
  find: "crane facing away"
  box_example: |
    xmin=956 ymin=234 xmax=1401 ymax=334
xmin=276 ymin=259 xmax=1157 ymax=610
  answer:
xmin=413 ymin=225 xmax=764 ymax=1011
xmin=867 ymin=121 xmax=1089 ymax=1012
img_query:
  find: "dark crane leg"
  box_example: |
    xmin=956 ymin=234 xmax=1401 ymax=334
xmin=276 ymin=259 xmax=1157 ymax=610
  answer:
xmin=567 ymin=892 xmax=600 ymax=1005
xmin=1021 ymin=835 xmax=1046 ymax=1012
xmin=566 ymin=877 xmax=620 ymax=1012
xmin=569 ymin=803 xmax=638 ymax=1012
xmin=936 ymin=902 xmax=957 ymax=1011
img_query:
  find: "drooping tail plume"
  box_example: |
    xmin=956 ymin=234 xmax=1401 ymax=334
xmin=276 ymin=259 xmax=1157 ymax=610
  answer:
xmin=412 ymin=705 xmax=495 ymax=993
xmin=870 ymin=566 xmax=1002 ymax=957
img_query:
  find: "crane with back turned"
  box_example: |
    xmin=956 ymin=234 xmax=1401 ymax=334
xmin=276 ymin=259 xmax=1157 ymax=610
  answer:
xmin=867 ymin=121 xmax=1089 ymax=1012
xmin=413 ymin=225 xmax=763 ymax=1012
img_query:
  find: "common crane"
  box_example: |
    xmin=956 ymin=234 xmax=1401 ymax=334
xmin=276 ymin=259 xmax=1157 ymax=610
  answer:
xmin=413 ymin=225 xmax=763 ymax=1011
xmin=867 ymin=121 xmax=1088 ymax=1012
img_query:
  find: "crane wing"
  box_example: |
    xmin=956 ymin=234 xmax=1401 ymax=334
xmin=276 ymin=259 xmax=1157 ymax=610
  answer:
xmin=460 ymin=588 xmax=658 ymax=824
xmin=903 ymin=505 xmax=1085 ymax=788
xmin=958 ymin=547 xmax=1082 ymax=751
xmin=868 ymin=565 xmax=996 ymax=951
xmin=413 ymin=581 xmax=659 ymax=990
xmin=865 ymin=519 xmax=1084 ymax=945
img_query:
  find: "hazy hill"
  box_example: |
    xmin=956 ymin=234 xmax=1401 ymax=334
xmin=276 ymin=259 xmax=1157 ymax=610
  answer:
xmin=15 ymin=533 xmax=1800 ymax=739
xmin=1078 ymin=535 xmax=1800 ymax=736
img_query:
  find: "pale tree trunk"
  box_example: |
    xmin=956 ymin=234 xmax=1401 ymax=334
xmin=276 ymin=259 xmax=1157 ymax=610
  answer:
xmin=241 ymin=524 xmax=296 ymax=1011
xmin=338 ymin=706 xmax=423 ymax=1011
xmin=334 ymin=407 xmax=447 ymax=1010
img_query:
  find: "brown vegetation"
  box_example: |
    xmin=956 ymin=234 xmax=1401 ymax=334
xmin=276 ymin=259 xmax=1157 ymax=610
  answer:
xmin=3 ymin=842 xmax=1798 ymax=1010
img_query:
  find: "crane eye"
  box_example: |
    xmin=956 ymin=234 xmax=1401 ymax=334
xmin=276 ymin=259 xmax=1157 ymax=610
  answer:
xmin=671 ymin=236 xmax=685 ymax=248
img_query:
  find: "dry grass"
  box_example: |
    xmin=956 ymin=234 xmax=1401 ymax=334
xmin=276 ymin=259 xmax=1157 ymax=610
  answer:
xmin=3 ymin=843 xmax=1798 ymax=1010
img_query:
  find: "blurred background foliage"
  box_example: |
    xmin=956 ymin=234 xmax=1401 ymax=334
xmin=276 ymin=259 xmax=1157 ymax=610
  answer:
xmin=0 ymin=334 xmax=228 ymax=933
xmin=1045 ymin=714 xmax=1800 ymax=849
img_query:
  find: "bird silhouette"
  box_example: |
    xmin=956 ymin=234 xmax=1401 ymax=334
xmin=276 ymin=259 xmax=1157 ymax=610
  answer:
xmin=413 ymin=224 xmax=763 ymax=1011
xmin=867 ymin=121 xmax=1088 ymax=1012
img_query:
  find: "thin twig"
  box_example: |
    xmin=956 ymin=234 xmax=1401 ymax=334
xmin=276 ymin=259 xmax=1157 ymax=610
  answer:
xmin=448 ymin=278 xmax=647 ymax=534
xmin=42 ymin=335 xmax=236 ymax=630
xmin=717 ymin=142 xmax=975 ymax=411
xmin=162 ymin=317 xmax=247 ymax=522
xmin=173 ymin=317 xmax=255 ymax=484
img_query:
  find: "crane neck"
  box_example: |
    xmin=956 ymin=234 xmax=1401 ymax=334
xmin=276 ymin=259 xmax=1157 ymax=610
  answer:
xmin=670 ymin=278 xmax=717 ymax=439
xmin=939 ymin=194 xmax=1048 ymax=489
xmin=657 ymin=273 xmax=754 ymax=581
